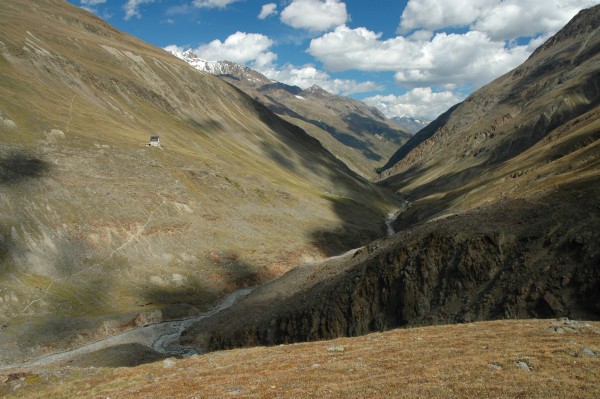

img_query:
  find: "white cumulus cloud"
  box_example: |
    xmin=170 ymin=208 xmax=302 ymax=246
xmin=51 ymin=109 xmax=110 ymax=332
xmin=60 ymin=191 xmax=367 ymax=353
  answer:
xmin=80 ymin=0 xmax=107 ymax=5
xmin=164 ymin=44 xmax=186 ymax=56
xmin=193 ymin=32 xmax=276 ymax=65
xmin=258 ymin=64 xmax=382 ymax=96
xmin=398 ymin=0 xmax=600 ymax=40
xmin=124 ymin=0 xmax=155 ymax=20
xmin=280 ymin=0 xmax=348 ymax=32
xmin=307 ymin=1 xmax=598 ymax=119
xmin=192 ymin=0 xmax=241 ymax=8
xmin=398 ymin=0 xmax=496 ymax=33
xmin=258 ymin=3 xmax=277 ymax=19
xmin=309 ymin=26 xmax=399 ymax=71
xmin=473 ymin=0 xmax=600 ymax=40
xmin=309 ymin=25 xmax=531 ymax=88
xmin=363 ymin=88 xmax=465 ymax=120
xmin=394 ymin=30 xmax=530 ymax=87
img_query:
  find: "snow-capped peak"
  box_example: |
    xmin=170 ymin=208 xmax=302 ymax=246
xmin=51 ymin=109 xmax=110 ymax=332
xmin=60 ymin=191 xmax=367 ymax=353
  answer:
xmin=167 ymin=48 xmax=222 ymax=73
xmin=166 ymin=48 xmax=274 ymax=85
xmin=182 ymin=49 xmax=198 ymax=60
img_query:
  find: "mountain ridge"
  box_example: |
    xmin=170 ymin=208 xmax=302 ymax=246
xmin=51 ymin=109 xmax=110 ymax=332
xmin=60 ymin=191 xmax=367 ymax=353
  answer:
xmin=391 ymin=115 xmax=430 ymax=134
xmin=380 ymin=5 xmax=600 ymax=182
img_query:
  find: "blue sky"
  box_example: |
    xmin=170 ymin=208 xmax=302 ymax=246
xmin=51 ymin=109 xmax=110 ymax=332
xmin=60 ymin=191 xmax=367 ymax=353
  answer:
xmin=71 ymin=0 xmax=599 ymax=120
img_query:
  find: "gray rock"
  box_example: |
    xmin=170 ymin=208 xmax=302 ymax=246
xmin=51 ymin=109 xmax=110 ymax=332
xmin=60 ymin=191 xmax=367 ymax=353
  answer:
xmin=552 ymin=318 xmax=590 ymax=328
xmin=581 ymin=348 xmax=597 ymax=357
xmin=489 ymin=363 xmax=503 ymax=370
xmin=327 ymin=345 xmax=345 ymax=352
xmin=543 ymin=292 xmax=562 ymax=313
xmin=516 ymin=361 xmax=531 ymax=371
xmin=162 ymin=358 xmax=176 ymax=368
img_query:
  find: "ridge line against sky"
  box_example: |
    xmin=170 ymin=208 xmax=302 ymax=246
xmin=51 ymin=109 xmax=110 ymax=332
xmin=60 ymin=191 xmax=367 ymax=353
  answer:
xmin=72 ymin=0 xmax=599 ymax=121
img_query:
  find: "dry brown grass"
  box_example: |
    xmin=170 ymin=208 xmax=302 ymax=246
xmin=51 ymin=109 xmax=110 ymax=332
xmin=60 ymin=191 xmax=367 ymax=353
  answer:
xmin=3 ymin=319 xmax=599 ymax=398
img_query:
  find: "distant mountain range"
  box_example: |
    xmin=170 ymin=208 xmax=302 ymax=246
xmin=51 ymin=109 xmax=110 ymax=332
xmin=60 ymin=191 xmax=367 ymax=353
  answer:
xmin=391 ymin=116 xmax=430 ymax=134
xmin=169 ymin=48 xmax=413 ymax=178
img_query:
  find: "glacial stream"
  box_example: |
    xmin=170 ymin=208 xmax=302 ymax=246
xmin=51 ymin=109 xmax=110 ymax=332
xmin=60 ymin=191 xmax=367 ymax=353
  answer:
xmin=151 ymin=287 xmax=254 ymax=357
xmin=385 ymin=209 xmax=399 ymax=236
xmin=6 ymin=287 xmax=254 ymax=368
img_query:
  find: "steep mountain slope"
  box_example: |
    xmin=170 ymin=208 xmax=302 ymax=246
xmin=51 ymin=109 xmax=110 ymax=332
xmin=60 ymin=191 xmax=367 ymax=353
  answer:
xmin=180 ymin=5 xmax=600 ymax=351
xmin=170 ymin=49 xmax=412 ymax=178
xmin=0 ymin=0 xmax=398 ymax=365
xmin=379 ymin=5 xmax=600 ymax=224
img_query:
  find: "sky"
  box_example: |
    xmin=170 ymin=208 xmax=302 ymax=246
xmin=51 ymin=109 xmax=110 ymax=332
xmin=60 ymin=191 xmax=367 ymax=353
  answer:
xmin=71 ymin=0 xmax=599 ymax=121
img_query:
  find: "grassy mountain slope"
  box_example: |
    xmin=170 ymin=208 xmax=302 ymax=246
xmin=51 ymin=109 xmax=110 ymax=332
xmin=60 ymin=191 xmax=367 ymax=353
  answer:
xmin=0 ymin=0 xmax=398 ymax=365
xmin=379 ymin=5 xmax=600 ymax=224
xmin=175 ymin=51 xmax=412 ymax=179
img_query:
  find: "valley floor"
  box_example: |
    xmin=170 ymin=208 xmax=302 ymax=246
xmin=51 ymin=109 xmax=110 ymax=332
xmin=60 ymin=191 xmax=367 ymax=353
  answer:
xmin=2 ymin=318 xmax=599 ymax=398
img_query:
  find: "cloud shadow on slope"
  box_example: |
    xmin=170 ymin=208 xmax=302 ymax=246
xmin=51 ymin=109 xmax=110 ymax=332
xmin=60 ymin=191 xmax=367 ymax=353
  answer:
xmin=0 ymin=150 xmax=50 ymax=185
xmin=309 ymin=196 xmax=389 ymax=257
xmin=140 ymin=259 xmax=262 ymax=320
xmin=343 ymin=112 xmax=410 ymax=146
xmin=0 ymin=149 xmax=51 ymax=272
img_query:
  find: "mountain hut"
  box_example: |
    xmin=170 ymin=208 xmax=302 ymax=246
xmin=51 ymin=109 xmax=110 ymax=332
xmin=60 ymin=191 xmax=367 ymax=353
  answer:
xmin=148 ymin=136 xmax=160 ymax=147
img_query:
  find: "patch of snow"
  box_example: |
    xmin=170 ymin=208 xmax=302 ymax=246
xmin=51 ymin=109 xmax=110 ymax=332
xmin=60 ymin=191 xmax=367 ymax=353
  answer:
xmin=295 ymin=95 xmax=305 ymax=100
